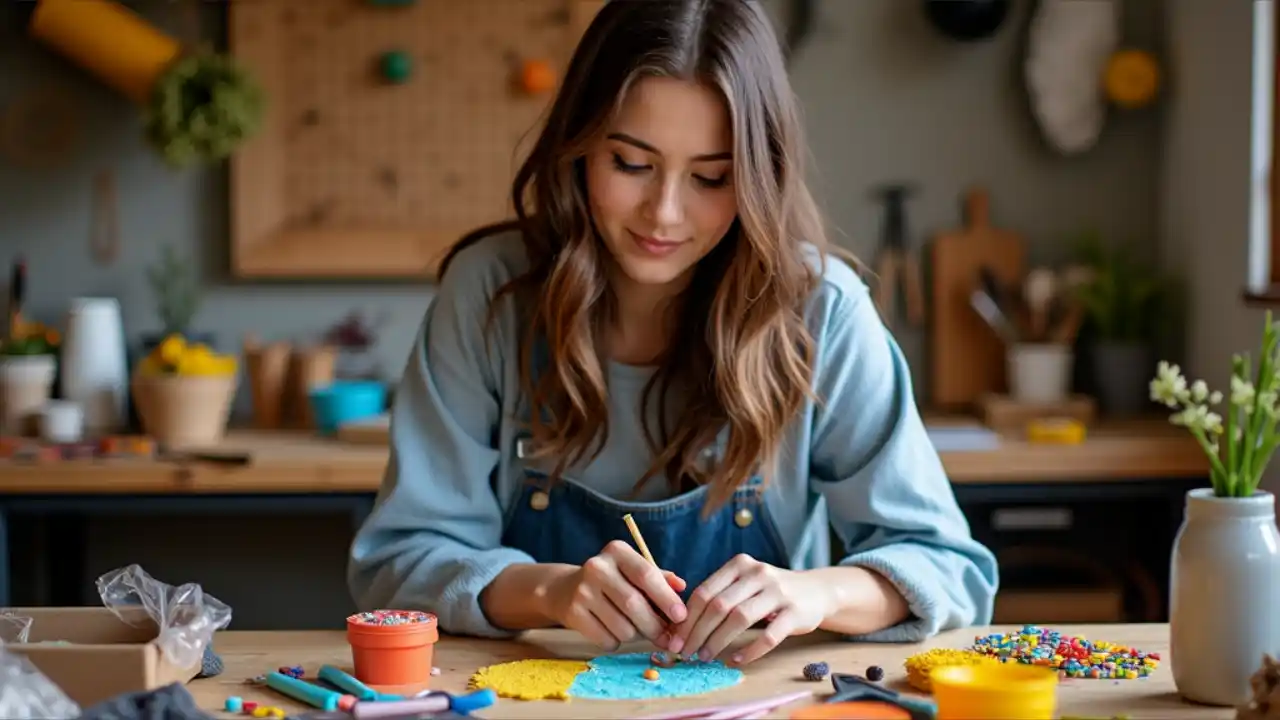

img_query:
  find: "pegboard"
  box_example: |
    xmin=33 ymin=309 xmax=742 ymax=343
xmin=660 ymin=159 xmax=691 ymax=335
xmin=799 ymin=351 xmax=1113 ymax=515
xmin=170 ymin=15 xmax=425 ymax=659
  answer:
xmin=229 ymin=0 xmax=604 ymax=279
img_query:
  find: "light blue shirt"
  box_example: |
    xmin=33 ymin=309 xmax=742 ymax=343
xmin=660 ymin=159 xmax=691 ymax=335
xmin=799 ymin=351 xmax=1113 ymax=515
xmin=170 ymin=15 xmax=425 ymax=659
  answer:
xmin=348 ymin=230 xmax=999 ymax=641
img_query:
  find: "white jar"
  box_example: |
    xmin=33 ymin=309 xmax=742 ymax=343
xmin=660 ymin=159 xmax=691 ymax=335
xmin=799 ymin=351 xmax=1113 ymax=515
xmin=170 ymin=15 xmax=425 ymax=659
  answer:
xmin=40 ymin=400 xmax=84 ymax=443
xmin=1170 ymin=488 xmax=1280 ymax=706
xmin=1007 ymin=343 xmax=1073 ymax=403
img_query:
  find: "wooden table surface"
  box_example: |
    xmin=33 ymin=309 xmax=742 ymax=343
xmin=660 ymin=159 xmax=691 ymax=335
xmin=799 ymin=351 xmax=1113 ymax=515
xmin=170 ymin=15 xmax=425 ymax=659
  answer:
xmin=0 ymin=419 xmax=1206 ymax=495
xmin=191 ymin=624 xmax=1230 ymax=719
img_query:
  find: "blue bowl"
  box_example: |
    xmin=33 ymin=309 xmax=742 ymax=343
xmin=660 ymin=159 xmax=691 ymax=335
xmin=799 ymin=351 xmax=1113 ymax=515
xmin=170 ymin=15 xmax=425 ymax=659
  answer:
xmin=309 ymin=380 xmax=387 ymax=435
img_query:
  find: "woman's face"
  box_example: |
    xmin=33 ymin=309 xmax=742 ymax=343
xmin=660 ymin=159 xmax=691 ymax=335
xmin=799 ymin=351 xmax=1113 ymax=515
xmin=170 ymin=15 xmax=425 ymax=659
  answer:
xmin=585 ymin=76 xmax=738 ymax=294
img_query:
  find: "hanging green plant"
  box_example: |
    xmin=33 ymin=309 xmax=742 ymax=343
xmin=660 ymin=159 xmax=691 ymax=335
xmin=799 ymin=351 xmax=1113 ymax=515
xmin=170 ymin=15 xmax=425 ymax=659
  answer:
xmin=144 ymin=52 xmax=266 ymax=168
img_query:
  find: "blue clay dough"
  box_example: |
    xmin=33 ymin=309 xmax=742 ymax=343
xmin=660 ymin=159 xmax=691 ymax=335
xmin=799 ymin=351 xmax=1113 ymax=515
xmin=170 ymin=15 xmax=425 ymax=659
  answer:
xmin=569 ymin=653 xmax=743 ymax=700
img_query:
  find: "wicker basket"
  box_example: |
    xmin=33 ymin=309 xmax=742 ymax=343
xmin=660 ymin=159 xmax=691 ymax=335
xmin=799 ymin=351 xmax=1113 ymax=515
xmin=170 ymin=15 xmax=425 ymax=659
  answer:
xmin=131 ymin=373 xmax=237 ymax=448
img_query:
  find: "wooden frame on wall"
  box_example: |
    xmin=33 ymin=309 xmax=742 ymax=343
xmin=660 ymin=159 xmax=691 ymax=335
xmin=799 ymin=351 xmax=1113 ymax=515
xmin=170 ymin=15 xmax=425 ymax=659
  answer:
xmin=227 ymin=0 xmax=605 ymax=281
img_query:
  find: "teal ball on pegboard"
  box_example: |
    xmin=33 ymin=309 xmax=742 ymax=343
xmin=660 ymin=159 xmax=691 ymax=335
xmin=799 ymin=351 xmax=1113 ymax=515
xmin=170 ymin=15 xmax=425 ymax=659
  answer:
xmin=379 ymin=51 xmax=412 ymax=83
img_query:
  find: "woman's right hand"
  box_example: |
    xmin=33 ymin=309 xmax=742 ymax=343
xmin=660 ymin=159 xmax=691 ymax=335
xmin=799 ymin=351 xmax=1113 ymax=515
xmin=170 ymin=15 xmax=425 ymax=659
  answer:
xmin=542 ymin=540 xmax=688 ymax=650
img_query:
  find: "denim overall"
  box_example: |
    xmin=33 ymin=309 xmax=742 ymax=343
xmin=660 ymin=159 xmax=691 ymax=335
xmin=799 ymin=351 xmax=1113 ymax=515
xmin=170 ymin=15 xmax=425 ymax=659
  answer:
xmin=500 ymin=344 xmax=792 ymax=598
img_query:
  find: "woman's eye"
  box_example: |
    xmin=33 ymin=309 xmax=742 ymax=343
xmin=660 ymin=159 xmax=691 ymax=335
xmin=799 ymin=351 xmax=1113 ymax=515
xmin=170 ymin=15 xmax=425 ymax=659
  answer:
xmin=694 ymin=174 xmax=728 ymax=189
xmin=612 ymin=153 xmax=649 ymax=173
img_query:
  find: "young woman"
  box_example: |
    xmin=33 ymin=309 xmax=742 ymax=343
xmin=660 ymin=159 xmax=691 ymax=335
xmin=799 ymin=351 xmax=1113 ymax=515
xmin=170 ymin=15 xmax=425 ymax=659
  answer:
xmin=349 ymin=0 xmax=997 ymax=666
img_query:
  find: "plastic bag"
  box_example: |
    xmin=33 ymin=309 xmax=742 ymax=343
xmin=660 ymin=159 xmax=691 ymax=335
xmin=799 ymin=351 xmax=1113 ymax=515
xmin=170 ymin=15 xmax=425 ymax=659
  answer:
xmin=0 ymin=612 xmax=32 ymax=644
xmin=96 ymin=564 xmax=232 ymax=669
xmin=0 ymin=644 xmax=79 ymax=719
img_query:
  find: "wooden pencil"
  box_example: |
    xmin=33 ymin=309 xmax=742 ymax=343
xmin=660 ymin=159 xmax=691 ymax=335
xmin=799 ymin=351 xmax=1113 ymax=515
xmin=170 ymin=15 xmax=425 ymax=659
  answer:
xmin=622 ymin=513 xmax=657 ymax=566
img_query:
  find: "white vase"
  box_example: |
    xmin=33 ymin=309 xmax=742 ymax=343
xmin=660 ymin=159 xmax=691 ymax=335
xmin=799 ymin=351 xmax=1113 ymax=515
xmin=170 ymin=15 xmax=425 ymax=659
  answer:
xmin=59 ymin=297 xmax=128 ymax=433
xmin=1170 ymin=487 xmax=1280 ymax=706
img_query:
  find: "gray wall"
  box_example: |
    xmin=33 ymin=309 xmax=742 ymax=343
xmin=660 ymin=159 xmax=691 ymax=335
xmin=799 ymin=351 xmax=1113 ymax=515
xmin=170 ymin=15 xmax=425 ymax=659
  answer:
xmin=1160 ymin=0 xmax=1277 ymax=492
xmin=0 ymin=0 xmax=1167 ymax=628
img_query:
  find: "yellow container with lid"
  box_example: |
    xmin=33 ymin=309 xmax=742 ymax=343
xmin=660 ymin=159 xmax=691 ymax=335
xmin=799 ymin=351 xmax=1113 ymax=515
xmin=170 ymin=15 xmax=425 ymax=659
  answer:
xmin=1027 ymin=417 xmax=1086 ymax=444
xmin=28 ymin=0 xmax=181 ymax=105
xmin=930 ymin=663 xmax=1058 ymax=720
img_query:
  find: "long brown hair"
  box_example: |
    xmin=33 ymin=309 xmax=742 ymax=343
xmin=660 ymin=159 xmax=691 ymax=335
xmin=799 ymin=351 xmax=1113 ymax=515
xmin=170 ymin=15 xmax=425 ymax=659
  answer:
xmin=441 ymin=0 xmax=832 ymax=514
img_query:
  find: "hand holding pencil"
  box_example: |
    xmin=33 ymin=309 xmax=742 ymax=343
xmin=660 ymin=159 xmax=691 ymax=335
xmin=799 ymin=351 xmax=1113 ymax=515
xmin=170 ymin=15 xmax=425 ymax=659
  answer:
xmin=536 ymin=514 xmax=688 ymax=651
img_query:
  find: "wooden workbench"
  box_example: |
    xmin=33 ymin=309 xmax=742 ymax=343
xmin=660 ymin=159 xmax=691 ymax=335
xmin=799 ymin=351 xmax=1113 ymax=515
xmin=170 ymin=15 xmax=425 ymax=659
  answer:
xmin=0 ymin=419 xmax=1207 ymax=494
xmin=190 ymin=624 xmax=1228 ymax=719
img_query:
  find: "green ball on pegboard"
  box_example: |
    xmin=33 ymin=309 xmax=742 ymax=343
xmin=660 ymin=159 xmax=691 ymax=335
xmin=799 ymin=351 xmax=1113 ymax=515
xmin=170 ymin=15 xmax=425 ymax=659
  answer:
xmin=379 ymin=50 xmax=412 ymax=84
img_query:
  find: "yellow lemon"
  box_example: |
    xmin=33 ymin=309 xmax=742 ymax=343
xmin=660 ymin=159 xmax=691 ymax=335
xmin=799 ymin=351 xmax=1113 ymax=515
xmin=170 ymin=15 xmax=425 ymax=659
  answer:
xmin=1105 ymin=49 xmax=1160 ymax=109
xmin=156 ymin=335 xmax=187 ymax=367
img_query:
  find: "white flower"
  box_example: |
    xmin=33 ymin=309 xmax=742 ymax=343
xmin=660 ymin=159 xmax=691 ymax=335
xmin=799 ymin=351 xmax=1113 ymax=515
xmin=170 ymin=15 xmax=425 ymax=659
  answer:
xmin=1191 ymin=380 xmax=1209 ymax=403
xmin=1259 ymin=390 xmax=1280 ymax=419
xmin=1151 ymin=361 xmax=1190 ymax=407
xmin=1171 ymin=404 xmax=1224 ymax=435
xmin=1232 ymin=375 xmax=1257 ymax=413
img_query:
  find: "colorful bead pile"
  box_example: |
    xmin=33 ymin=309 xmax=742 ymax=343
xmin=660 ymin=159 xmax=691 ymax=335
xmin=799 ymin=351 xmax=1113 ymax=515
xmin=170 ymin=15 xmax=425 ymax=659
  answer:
xmin=348 ymin=610 xmax=436 ymax=626
xmin=972 ymin=625 xmax=1161 ymax=680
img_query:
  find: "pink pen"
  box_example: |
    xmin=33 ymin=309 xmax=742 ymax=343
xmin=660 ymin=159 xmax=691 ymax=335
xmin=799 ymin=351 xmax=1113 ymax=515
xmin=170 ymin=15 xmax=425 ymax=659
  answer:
xmin=351 ymin=694 xmax=450 ymax=720
xmin=631 ymin=690 xmax=813 ymax=720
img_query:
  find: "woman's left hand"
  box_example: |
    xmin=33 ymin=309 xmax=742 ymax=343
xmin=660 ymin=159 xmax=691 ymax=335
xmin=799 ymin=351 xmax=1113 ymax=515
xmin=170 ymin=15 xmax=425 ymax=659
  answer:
xmin=665 ymin=554 xmax=834 ymax=665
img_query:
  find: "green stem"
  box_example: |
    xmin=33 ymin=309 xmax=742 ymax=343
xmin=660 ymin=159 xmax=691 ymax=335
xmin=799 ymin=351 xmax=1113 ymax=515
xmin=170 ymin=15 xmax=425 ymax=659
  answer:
xmin=1246 ymin=322 xmax=1279 ymax=486
xmin=1249 ymin=413 xmax=1280 ymax=495
xmin=1190 ymin=426 xmax=1230 ymax=494
xmin=1226 ymin=387 xmax=1240 ymax=487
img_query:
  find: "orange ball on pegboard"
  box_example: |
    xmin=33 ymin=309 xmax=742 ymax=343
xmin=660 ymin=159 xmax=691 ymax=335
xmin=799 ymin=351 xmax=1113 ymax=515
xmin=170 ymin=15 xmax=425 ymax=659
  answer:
xmin=516 ymin=58 xmax=557 ymax=96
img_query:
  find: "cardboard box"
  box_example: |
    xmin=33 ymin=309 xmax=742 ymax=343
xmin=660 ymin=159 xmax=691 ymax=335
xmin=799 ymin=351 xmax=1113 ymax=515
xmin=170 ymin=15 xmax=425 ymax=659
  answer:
xmin=5 ymin=606 xmax=201 ymax=709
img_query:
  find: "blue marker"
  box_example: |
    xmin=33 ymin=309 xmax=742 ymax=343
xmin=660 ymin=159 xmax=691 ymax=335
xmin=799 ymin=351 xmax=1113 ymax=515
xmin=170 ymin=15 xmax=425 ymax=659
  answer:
xmin=318 ymin=665 xmax=378 ymax=701
xmin=265 ymin=671 xmax=342 ymax=711
xmin=449 ymin=688 xmax=497 ymax=714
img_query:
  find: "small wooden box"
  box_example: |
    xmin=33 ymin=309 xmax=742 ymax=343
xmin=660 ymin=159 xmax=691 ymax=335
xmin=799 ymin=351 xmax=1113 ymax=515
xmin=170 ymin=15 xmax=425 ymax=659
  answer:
xmin=980 ymin=393 xmax=1097 ymax=434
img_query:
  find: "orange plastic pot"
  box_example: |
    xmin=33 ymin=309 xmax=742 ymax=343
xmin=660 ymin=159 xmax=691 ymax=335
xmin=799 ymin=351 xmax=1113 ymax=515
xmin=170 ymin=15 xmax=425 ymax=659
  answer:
xmin=347 ymin=610 xmax=439 ymax=690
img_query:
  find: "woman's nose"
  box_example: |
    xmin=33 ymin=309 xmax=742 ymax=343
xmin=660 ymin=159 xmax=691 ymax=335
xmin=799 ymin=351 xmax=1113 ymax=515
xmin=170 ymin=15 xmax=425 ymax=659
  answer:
xmin=648 ymin=176 xmax=685 ymax=228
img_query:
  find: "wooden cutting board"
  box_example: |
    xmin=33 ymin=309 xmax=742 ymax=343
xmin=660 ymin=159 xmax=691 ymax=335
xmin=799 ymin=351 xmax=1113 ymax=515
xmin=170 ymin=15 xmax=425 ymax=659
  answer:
xmin=929 ymin=186 xmax=1026 ymax=411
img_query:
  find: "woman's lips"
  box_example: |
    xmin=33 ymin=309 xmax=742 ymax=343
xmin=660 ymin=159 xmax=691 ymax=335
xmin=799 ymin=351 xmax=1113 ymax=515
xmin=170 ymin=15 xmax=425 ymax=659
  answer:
xmin=629 ymin=230 xmax=683 ymax=257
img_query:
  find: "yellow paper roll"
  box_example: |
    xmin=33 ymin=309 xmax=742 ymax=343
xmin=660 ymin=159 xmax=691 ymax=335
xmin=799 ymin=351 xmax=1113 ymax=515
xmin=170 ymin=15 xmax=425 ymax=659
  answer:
xmin=28 ymin=0 xmax=181 ymax=105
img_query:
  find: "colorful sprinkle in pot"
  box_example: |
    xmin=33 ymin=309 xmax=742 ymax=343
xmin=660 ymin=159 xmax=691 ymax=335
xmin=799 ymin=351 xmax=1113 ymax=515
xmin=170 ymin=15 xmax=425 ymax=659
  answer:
xmin=346 ymin=610 xmax=439 ymax=691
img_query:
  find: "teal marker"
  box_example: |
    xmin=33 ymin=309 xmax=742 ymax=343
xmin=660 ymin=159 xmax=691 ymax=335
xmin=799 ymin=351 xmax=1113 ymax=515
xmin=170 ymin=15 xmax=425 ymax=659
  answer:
xmin=265 ymin=672 xmax=341 ymax=711
xmin=318 ymin=665 xmax=378 ymax=701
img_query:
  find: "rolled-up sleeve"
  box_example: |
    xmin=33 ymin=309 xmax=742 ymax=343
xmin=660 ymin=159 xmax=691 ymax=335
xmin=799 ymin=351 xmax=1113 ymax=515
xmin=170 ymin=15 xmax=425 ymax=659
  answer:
xmin=808 ymin=283 xmax=999 ymax=642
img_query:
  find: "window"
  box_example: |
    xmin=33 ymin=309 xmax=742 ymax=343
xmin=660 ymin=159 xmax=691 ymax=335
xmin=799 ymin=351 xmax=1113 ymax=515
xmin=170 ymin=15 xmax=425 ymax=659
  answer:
xmin=1248 ymin=0 xmax=1278 ymax=299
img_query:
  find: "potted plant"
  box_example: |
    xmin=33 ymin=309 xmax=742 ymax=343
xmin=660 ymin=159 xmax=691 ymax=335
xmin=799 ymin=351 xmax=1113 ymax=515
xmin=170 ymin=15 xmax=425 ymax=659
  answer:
xmin=132 ymin=333 xmax=239 ymax=448
xmin=0 ymin=324 xmax=60 ymax=436
xmin=1152 ymin=311 xmax=1280 ymax=707
xmin=1072 ymin=230 xmax=1178 ymax=416
xmin=144 ymin=51 xmax=266 ymax=168
xmin=142 ymin=244 xmax=211 ymax=351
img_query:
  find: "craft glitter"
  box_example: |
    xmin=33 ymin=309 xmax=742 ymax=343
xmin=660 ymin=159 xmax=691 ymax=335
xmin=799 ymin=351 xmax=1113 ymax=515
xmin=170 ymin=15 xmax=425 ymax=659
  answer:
xmin=802 ymin=662 xmax=829 ymax=681
xmin=903 ymin=648 xmax=997 ymax=692
xmin=972 ymin=625 xmax=1161 ymax=680
xmin=469 ymin=659 xmax=590 ymax=700
xmin=348 ymin=610 xmax=436 ymax=626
